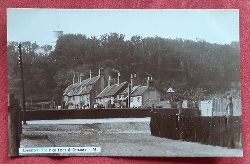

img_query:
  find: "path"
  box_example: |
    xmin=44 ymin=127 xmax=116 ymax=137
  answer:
xmin=20 ymin=118 xmax=243 ymax=157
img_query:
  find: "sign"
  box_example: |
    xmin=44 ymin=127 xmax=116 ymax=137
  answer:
xmin=19 ymin=147 xmax=101 ymax=154
xmin=166 ymin=87 xmax=175 ymax=93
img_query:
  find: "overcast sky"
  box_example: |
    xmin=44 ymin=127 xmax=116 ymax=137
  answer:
xmin=7 ymin=9 xmax=239 ymax=46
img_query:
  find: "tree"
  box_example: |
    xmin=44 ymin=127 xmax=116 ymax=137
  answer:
xmin=8 ymin=34 xmax=240 ymax=104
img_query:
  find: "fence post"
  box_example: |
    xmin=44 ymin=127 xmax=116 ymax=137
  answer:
xmin=8 ymin=94 xmax=21 ymax=156
xmin=228 ymin=116 xmax=233 ymax=147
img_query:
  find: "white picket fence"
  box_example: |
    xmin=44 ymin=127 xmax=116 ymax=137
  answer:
xmin=212 ymin=97 xmax=241 ymax=116
xmin=199 ymin=97 xmax=241 ymax=116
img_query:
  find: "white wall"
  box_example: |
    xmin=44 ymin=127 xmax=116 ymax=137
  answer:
xmin=63 ymin=96 xmax=68 ymax=102
xmin=130 ymin=96 xmax=142 ymax=108
xmin=199 ymin=100 xmax=213 ymax=116
xmin=96 ymin=96 xmax=115 ymax=108
xmin=182 ymin=100 xmax=188 ymax=108
xmin=66 ymin=94 xmax=90 ymax=109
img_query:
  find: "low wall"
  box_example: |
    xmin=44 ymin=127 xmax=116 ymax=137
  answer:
xmin=22 ymin=108 xmax=199 ymax=120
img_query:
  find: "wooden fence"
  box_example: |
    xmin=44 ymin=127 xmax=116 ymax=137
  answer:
xmin=150 ymin=111 xmax=242 ymax=149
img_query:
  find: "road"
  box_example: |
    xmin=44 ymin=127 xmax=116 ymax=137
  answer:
xmin=20 ymin=118 xmax=243 ymax=157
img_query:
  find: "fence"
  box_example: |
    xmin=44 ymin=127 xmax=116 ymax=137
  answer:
xmin=212 ymin=97 xmax=241 ymax=116
xmin=150 ymin=111 xmax=242 ymax=149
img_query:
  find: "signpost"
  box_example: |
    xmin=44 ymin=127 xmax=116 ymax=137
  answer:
xmin=166 ymin=87 xmax=175 ymax=100
xmin=166 ymin=87 xmax=175 ymax=108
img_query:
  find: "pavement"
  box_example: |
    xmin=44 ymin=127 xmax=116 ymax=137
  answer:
xmin=20 ymin=118 xmax=243 ymax=157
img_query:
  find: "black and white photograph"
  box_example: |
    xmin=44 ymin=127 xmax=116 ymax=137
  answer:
xmin=7 ymin=9 xmax=242 ymax=157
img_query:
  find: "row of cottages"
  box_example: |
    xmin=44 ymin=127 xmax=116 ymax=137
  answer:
xmin=63 ymin=69 xmax=105 ymax=109
xmin=95 ymin=74 xmax=161 ymax=108
xmin=95 ymin=82 xmax=128 ymax=108
xmin=118 ymin=76 xmax=161 ymax=108
xmin=95 ymin=73 xmax=127 ymax=108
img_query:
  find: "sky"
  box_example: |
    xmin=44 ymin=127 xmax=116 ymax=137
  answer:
xmin=7 ymin=9 xmax=239 ymax=46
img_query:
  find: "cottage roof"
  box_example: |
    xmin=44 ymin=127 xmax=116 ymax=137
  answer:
xmin=119 ymin=85 xmax=141 ymax=95
xmin=96 ymin=82 xmax=127 ymax=98
xmin=119 ymin=85 xmax=148 ymax=97
xmin=131 ymin=86 xmax=148 ymax=96
xmin=63 ymin=76 xmax=100 ymax=96
xmin=96 ymin=85 xmax=113 ymax=98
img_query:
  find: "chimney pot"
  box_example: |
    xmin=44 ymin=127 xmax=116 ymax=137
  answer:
xmin=80 ymin=73 xmax=84 ymax=83
xmin=73 ymin=73 xmax=75 ymax=84
xmin=108 ymin=76 xmax=111 ymax=86
xmin=130 ymin=74 xmax=134 ymax=88
xmin=99 ymin=68 xmax=103 ymax=76
xmin=147 ymin=76 xmax=150 ymax=87
xmin=78 ymin=73 xmax=80 ymax=83
xmin=89 ymin=70 xmax=92 ymax=79
xmin=117 ymin=72 xmax=121 ymax=84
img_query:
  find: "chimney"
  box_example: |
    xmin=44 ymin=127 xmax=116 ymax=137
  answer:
xmin=80 ymin=73 xmax=83 ymax=83
xmin=147 ymin=76 xmax=150 ymax=87
xmin=117 ymin=72 xmax=121 ymax=84
xmin=130 ymin=74 xmax=134 ymax=88
xmin=108 ymin=76 xmax=112 ymax=86
xmin=73 ymin=73 xmax=75 ymax=84
xmin=78 ymin=73 xmax=80 ymax=83
xmin=99 ymin=68 xmax=103 ymax=77
xmin=89 ymin=70 xmax=92 ymax=79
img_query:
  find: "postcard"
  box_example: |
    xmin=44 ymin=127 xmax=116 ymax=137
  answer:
xmin=7 ymin=9 xmax=242 ymax=157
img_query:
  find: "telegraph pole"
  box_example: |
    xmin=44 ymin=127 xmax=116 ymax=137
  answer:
xmin=18 ymin=43 xmax=26 ymax=124
xmin=128 ymin=83 xmax=131 ymax=108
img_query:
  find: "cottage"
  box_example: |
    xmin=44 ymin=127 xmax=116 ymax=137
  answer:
xmin=95 ymin=75 xmax=128 ymax=108
xmin=119 ymin=76 xmax=161 ymax=108
xmin=63 ymin=69 xmax=105 ymax=109
xmin=118 ymin=84 xmax=140 ymax=107
xmin=130 ymin=86 xmax=160 ymax=108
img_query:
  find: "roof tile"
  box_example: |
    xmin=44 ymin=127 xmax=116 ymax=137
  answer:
xmin=63 ymin=76 xmax=100 ymax=96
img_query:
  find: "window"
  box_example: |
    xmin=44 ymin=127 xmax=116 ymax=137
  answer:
xmin=137 ymin=97 xmax=141 ymax=102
